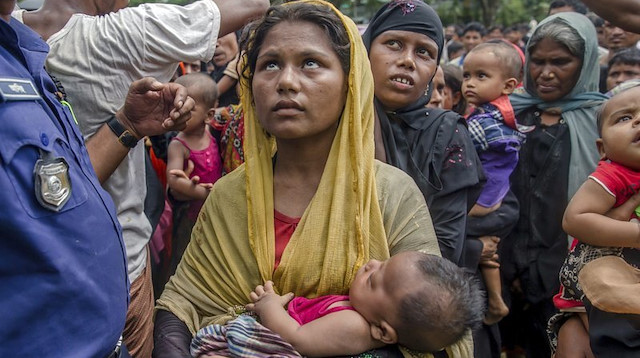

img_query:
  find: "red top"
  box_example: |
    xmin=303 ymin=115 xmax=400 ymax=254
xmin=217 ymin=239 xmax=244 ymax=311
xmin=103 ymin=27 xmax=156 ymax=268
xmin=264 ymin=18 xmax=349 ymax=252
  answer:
xmin=274 ymin=210 xmax=300 ymax=270
xmin=590 ymin=160 xmax=640 ymax=217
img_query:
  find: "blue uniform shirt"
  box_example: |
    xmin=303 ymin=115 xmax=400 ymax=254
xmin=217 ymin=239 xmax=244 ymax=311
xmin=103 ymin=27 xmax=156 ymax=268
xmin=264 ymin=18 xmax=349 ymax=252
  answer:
xmin=0 ymin=17 xmax=128 ymax=357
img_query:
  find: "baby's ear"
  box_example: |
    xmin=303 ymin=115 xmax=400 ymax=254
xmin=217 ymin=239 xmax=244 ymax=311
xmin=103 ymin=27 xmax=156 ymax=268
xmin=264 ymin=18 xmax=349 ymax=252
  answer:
xmin=596 ymin=138 xmax=607 ymax=161
xmin=370 ymin=321 xmax=398 ymax=345
xmin=502 ymin=77 xmax=518 ymax=95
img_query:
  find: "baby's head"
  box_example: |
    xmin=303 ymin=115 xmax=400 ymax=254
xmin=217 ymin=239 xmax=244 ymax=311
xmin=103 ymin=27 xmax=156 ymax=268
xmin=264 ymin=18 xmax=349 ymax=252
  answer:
xmin=349 ymin=251 xmax=484 ymax=353
xmin=596 ymin=82 xmax=640 ymax=171
xmin=462 ymin=41 xmax=522 ymax=106
xmin=174 ymin=73 xmax=218 ymax=132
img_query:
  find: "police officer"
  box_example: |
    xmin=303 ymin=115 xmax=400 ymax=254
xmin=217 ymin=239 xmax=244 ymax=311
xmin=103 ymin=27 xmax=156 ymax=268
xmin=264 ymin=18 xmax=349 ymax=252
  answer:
xmin=0 ymin=2 xmax=194 ymax=356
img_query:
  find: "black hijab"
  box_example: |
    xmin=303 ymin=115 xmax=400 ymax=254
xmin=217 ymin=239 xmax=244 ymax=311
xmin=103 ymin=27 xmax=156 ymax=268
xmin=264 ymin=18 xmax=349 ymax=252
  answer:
xmin=362 ymin=0 xmax=444 ymax=63
xmin=363 ymin=1 xmax=484 ymax=264
xmin=362 ymin=0 xmax=452 ymax=194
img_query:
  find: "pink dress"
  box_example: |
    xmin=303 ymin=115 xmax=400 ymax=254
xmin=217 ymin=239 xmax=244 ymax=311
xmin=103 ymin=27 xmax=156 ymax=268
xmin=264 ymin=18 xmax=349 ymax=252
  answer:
xmin=287 ymin=295 xmax=354 ymax=325
xmin=172 ymin=132 xmax=222 ymax=221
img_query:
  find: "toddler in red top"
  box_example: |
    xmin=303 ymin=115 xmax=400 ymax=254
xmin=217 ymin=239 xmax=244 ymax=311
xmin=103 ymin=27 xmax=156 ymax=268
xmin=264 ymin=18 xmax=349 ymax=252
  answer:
xmin=556 ymin=83 xmax=640 ymax=354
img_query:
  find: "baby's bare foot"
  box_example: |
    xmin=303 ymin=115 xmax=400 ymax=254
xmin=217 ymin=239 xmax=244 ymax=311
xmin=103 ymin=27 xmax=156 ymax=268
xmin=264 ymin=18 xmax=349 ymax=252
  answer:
xmin=484 ymin=296 xmax=509 ymax=325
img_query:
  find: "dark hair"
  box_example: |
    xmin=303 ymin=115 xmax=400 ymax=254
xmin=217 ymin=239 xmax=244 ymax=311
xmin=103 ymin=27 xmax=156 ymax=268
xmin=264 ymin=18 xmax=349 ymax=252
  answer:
xmin=470 ymin=41 xmax=523 ymax=79
xmin=174 ymin=72 xmax=218 ymax=108
xmin=240 ymin=2 xmax=351 ymax=88
xmin=442 ymin=64 xmax=467 ymax=115
xmin=447 ymin=41 xmax=464 ymax=59
xmin=608 ymin=47 xmax=640 ymax=69
xmin=462 ymin=21 xmax=487 ymax=37
xmin=395 ymin=253 xmax=484 ymax=352
xmin=549 ymin=0 xmax=588 ymax=14
xmin=487 ymin=25 xmax=504 ymax=35
xmin=452 ymin=24 xmax=463 ymax=37
xmin=586 ymin=12 xmax=605 ymax=28
xmin=504 ymin=25 xmax=520 ymax=35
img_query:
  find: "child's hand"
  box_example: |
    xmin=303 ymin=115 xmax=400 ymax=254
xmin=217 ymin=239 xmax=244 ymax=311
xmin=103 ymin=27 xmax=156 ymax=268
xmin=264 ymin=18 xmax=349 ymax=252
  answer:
xmin=245 ymin=281 xmax=294 ymax=314
xmin=169 ymin=159 xmax=201 ymax=186
xmin=479 ymin=236 xmax=499 ymax=258
xmin=479 ymin=236 xmax=500 ymax=268
xmin=197 ymin=183 xmax=215 ymax=191
xmin=606 ymin=191 xmax=640 ymax=221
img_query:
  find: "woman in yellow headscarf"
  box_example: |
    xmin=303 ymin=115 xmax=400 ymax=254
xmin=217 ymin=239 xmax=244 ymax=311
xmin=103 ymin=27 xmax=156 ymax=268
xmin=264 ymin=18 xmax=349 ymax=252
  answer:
xmin=154 ymin=1 xmax=475 ymax=357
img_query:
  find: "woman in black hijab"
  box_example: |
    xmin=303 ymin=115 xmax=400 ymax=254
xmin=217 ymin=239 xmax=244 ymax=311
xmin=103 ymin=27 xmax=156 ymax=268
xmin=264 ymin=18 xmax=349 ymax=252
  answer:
xmin=363 ymin=5 xmax=521 ymax=356
xmin=363 ymin=0 xmax=485 ymax=266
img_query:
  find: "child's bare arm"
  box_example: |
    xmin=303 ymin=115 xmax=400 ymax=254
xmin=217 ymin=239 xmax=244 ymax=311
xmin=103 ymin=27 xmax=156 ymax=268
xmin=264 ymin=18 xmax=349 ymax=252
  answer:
xmin=166 ymin=140 xmax=211 ymax=201
xmin=469 ymin=202 xmax=502 ymax=217
xmin=563 ymin=179 xmax=640 ymax=247
xmin=216 ymin=75 xmax=237 ymax=98
xmin=246 ymin=282 xmax=383 ymax=357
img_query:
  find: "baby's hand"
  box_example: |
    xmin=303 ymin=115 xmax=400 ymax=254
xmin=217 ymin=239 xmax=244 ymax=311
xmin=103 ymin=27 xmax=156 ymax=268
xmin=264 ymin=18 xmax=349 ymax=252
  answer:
xmin=245 ymin=281 xmax=294 ymax=314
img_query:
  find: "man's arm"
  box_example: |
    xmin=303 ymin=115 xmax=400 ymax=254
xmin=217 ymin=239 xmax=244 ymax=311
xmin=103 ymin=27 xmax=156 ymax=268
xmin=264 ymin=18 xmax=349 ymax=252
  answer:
xmin=86 ymin=77 xmax=194 ymax=183
xmin=581 ymin=0 xmax=640 ymax=33
xmin=246 ymin=282 xmax=383 ymax=357
xmin=215 ymin=0 xmax=269 ymax=36
xmin=563 ymin=179 xmax=640 ymax=247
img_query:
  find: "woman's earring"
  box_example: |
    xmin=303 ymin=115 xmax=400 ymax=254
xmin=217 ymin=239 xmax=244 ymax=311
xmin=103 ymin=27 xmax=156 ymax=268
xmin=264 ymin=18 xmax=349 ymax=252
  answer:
xmin=425 ymin=85 xmax=430 ymax=95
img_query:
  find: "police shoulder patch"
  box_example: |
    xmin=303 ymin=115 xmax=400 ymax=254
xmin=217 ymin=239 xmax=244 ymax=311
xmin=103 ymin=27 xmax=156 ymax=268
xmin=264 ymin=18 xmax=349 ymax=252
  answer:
xmin=0 ymin=77 xmax=40 ymax=101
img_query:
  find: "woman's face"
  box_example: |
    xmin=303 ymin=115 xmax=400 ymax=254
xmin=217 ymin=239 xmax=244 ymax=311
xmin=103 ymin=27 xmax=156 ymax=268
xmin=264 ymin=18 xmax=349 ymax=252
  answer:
xmin=252 ymin=21 xmax=347 ymax=142
xmin=528 ymin=37 xmax=582 ymax=102
xmin=369 ymin=30 xmax=439 ymax=111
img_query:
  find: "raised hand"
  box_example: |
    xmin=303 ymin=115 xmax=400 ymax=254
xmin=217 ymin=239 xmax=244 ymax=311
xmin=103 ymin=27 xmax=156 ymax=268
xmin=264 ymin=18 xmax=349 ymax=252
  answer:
xmin=117 ymin=77 xmax=195 ymax=138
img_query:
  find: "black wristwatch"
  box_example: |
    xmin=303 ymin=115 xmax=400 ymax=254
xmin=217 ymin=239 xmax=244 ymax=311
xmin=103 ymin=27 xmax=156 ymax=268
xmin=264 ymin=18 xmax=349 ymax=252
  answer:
xmin=106 ymin=115 xmax=139 ymax=148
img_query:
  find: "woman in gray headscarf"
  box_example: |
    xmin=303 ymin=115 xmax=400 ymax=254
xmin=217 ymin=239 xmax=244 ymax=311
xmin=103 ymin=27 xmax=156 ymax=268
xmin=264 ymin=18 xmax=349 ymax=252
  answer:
xmin=504 ymin=12 xmax=607 ymax=357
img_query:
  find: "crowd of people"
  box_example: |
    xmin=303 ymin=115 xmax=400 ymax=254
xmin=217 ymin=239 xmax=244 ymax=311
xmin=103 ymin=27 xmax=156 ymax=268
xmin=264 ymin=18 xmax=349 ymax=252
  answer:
xmin=2 ymin=0 xmax=640 ymax=357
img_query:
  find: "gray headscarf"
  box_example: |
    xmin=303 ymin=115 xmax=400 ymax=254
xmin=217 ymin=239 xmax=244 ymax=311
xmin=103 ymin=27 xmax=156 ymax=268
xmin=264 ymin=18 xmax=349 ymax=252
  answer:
xmin=510 ymin=12 xmax=608 ymax=200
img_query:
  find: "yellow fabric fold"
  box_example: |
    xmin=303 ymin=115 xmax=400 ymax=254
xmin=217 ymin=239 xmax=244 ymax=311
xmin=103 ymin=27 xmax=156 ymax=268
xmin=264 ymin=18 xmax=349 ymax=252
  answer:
xmin=243 ymin=0 xmax=385 ymax=298
xmin=156 ymin=1 xmax=471 ymax=356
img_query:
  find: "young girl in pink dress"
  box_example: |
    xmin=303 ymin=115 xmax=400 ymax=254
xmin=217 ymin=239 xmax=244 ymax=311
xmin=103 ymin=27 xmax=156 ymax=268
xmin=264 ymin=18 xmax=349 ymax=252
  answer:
xmin=166 ymin=73 xmax=222 ymax=272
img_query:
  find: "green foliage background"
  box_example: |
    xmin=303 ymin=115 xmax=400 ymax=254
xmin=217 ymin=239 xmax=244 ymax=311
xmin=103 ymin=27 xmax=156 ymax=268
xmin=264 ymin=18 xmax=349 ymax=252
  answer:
xmin=127 ymin=0 xmax=553 ymax=27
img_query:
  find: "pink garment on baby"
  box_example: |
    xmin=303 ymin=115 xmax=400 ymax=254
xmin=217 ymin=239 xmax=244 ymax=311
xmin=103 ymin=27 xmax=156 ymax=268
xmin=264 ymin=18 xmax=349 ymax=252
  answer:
xmin=172 ymin=132 xmax=222 ymax=221
xmin=287 ymin=295 xmax=354 ymax=325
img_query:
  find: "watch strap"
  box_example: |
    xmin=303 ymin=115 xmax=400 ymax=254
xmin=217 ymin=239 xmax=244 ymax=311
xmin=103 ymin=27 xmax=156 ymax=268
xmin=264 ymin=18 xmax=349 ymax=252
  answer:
xmin=106 ymin=116 xmax=138 ymax=148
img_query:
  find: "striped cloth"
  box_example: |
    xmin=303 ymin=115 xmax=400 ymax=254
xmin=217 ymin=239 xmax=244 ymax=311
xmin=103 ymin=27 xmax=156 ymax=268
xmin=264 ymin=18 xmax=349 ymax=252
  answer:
xmin=190 ymin=315 xmax=301 ymax=357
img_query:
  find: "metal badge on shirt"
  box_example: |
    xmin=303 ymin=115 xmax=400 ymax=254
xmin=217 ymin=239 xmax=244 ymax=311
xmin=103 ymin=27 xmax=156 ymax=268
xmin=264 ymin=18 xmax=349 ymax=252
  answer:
xmin=34 ymin=150 xmax=71 ymax=211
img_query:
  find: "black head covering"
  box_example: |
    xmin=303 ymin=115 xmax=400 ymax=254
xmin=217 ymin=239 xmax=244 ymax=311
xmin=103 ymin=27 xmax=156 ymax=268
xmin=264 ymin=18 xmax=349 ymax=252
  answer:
xmin=362 ymin=0 xmax=444 ymax=65
xmin=362 ymin=3 xmax=484 ymax=262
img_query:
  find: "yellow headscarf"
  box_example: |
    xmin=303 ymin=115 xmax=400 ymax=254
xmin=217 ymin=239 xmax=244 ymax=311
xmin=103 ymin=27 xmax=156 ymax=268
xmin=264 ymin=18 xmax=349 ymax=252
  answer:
xmin=157 ymin=0 xmax=387 ymax=326
xmin=156 ymin=2 xmax=472 ymax=356
xmin=243 ymin=0 xmax=386 ymax=297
